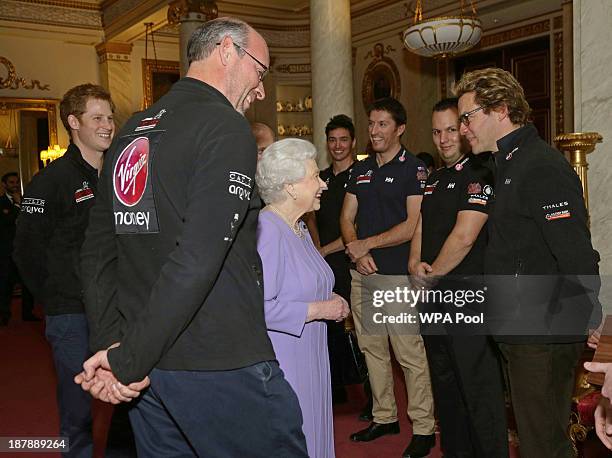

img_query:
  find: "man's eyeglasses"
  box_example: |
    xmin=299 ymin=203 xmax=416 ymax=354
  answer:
xmin=459 ymin=106 xmax=485 ymax=126
xmin=217 ymin=42 xmax=269 ymax=82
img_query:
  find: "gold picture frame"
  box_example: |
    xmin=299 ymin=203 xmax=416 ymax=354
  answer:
xmin=361 ymin=44 xmax=401 ymax=111
xmin=142 ymin=59 xmax=180 ymax=109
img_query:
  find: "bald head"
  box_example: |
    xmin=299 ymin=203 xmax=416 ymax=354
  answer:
xmin=251 ymin=122 xmax=275 ymax=161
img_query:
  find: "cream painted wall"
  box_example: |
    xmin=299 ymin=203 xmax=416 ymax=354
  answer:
xmin=0 ymin=32 xmax=101 ymax=149
xmin=0 ymin=30 xmax=101 ymax=185
xmin=353 ymin=35 xmax=438 ymax=157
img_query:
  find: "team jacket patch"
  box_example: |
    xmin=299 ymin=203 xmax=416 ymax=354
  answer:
xmin=75 ymin=181 xmax=94 ymax=203
xmin=228 ymin=171 xmax=252 ymax=201
xmin=545 ymin=210 xmax=571 ymax=221
xmin=112 ymin=133 xmax=162 ymax=234
xmin=357 ymin=171 xmax=373 ymax=184
xmin=21 ymin=197 xmax=45 ymax=214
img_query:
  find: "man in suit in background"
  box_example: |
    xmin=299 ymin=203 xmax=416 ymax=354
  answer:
xmin=0 ymin=172 xmax=35 ymax=325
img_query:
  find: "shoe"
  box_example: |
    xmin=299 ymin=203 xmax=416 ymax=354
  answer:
xmin=402 ymin=433 xmax=436 ymax=457
xmin=350 ymin=421 xmax=400 ymax=442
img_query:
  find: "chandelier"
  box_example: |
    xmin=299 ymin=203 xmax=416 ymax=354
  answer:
xmin=40 ymin=144 xmax=67 ymax=165
xmin=403 ymin=0 xmax=482 ymax=59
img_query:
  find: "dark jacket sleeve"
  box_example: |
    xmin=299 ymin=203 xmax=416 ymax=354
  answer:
xmin=107 ymin=131 xmax=256 ymax=383
xmin=81 ymin=149 xmax=121 ymax=351
xmin=13 ymin=174 xmax=58 ymax=301
xmin=524 ymin=160 xmax=601 ymax=329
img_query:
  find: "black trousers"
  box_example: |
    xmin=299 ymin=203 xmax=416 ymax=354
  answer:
xmin=325 ymin=255 xmax=352 ymax=388
xmin=498 ymin=342 xmax=584 ymax=458
xmin=0 ymin=256 xmax=34 ymax=320
xmin=423 ymin=334 xmax=508 ymax=458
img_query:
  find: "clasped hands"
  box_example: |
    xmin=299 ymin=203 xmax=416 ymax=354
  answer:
xmin=74 ymin=343 xmax=150 ymax=405
xmin=345 ymin=239 xmax=378 ymax=276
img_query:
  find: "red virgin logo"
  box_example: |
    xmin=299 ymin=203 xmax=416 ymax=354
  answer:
xmin=113 ymin=137 xmax=149 ymax=207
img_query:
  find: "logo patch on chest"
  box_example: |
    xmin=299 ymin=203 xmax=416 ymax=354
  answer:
xmin=113 ymin=137 xmax=149 ymax=207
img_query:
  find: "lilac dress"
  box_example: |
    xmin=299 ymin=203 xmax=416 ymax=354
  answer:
xmin=257 ymin=210 xmax=335 ymax=458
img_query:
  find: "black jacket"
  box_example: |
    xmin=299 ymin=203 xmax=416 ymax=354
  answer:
xmin=81 ymin=78 xmax=275 ymax=384
xmin=13 ymin=144 xmax=98 ymax=314
xmin=484 ymin=124 xmax=601 ymax=343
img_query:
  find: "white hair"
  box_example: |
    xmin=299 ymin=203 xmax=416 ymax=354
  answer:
xmin=256 ymin=138 xmax=317 ymax=204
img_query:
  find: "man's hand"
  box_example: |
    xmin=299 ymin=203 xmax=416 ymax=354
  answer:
xmin=11 ymin=192 xmax=21 ymax=205
xmin=346 ymin=239 xmax=370 ymax=262
xmin=408 ymin=261 xmax=434 ymax=289
xmin=74 ymin=348 xmax=150 ymax=404
xmin=587 ymin=321 xmax=604 ymax=349
xmin=594 ymin=397 xmax=612 ymax=450
xmin=356 ymin=254 xmax=378 ymax=275
xmin=584 ymin=361 xmax=612 ymax=399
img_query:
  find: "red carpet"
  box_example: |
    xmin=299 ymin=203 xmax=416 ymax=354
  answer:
xmin=0 ymin=299 xmax=521 ymax=457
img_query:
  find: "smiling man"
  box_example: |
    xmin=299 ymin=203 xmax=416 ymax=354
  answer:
xmin=14 ymin=83 xmax=115 ymax=457
xmin=77 ymin=18 xmax=308 ymax=457
xmin=409 ymin=98 xmax=508 ymax=457
xmin=340 ymin=98 xmax=435 ymax=458
xmin=456 ymin=68 xmax=601 ymax=458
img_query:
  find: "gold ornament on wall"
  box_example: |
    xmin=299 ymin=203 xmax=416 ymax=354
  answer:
xmin=0 ymin=57 xmax=50 ymax=91
xmin=361 ymin=43 xmax=401 ymax=111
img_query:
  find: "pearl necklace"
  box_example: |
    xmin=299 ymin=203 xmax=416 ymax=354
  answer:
xmin=266 ymin=204 xmax=304 ymax=238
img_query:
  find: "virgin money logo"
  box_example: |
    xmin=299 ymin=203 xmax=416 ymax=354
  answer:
xmin=113 ymin=137 xmax=149 ymax=207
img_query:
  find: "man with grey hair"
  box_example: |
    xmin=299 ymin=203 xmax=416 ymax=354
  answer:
xmin=76 ymin=17 xmax=308 ymax=456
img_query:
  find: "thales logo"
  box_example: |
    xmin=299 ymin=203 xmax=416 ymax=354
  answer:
xmin=113 ymin=137 xmax=149 ymax=207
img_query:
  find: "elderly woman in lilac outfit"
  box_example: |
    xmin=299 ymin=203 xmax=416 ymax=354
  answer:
xmin=256 ymin=138 xmax=350 ymax=458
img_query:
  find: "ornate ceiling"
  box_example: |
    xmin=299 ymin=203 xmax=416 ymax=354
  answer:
xmin=0 ymin=0 xmax=563 ymax=48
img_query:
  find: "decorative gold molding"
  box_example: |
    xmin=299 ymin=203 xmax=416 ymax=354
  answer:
xmin=554 ymin=31 xmax=564 ymax=138
xmin=0 ymin=57 xmax=50 ymax=91
xmin=168 ymin=0 xmax=218 ymax=25
xmin=553 ymin=15 xmax=563 ymax=30
xmin=95 ymin=42 xmax=133 ymax=64
xmin=275 ymin=63 xmax=311 ymax=74
xmin=361 ymin=43 xmax=401 ymax=111
xmin=10 ymin=0 xmax=100 ymax=11
xmin=142 ymin=59 xmax=180 ymax=110
xmin=0 ymin=97 xmax=59 ymax=146
xmin=477 ymin=20 xmax=550 ymax=49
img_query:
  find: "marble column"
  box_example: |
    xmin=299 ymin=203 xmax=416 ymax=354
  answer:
xmin=168 ymin=0 xmax=218 ymax=76
xmin=95 ymin=42 xmax=133 ymax=129
xmin=573 ymin=0 xmax=612 ymax=313
xmin=310 ymin=0 xmax=354 ymax=168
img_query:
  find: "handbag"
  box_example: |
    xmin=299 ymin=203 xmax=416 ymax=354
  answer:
xmin=342 ymin=327 xmax=369 ymax=385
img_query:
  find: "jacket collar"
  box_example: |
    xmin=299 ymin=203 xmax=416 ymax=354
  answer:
xmin=65 ymin=143 xmax=98 ymax=176
xmin=495 ymin=123 xmax=539 ymax=156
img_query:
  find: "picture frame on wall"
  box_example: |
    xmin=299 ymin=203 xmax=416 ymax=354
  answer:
xmin=142 ymin=59 xmax=180 ymax=109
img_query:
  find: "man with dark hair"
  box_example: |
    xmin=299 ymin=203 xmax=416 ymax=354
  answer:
xmin=409 ymin=97 xmax=508 ymax=457
xmin=0 ymin=172 xmax=35 ymax=325
xmin=340 ymin=97 xmax=436 ymax=457
xmin=75 ymin=17 xmax=308 ymax=457
xmin=455 ymin=67 xmax=600 ymax=458
xmin=13 ymin=83 xmax=115 ymax=457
